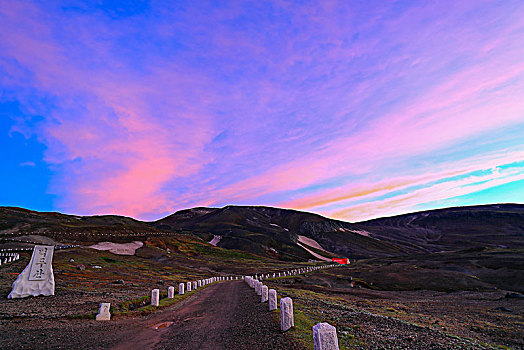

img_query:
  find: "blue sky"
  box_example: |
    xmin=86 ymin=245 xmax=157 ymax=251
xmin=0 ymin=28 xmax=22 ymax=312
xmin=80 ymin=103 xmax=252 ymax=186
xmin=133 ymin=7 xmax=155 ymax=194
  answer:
xmin=1 ymin=0 xmax=524 ymax=221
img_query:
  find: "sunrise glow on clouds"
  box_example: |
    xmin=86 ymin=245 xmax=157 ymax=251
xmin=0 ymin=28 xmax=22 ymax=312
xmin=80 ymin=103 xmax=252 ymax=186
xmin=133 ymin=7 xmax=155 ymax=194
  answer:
xmin=1 ymin=1 xmax=524 ymax=221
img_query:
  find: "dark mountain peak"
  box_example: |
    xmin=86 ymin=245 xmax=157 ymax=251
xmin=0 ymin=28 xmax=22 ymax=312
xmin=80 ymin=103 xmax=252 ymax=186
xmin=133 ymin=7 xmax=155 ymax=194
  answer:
xmin=156 ymin=207 xmax=219 ymax=224
xmin=360 ymin=203 xmax=524 ymax=224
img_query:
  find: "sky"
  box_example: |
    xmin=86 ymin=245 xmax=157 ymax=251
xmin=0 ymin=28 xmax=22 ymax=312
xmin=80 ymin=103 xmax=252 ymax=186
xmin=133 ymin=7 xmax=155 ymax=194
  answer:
xmin=1 ymin=0 xmax=524 ymax=222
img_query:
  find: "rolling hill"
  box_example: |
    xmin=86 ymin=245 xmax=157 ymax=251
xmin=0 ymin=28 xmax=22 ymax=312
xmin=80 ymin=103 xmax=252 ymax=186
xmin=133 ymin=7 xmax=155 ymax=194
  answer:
xmin=1 ymin=204 xmax=524 ymax=260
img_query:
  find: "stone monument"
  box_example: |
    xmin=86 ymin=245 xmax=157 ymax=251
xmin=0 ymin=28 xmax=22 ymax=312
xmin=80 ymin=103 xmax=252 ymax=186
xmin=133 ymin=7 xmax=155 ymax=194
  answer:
xmin=8 ymin=245 xmax=55 ymax=299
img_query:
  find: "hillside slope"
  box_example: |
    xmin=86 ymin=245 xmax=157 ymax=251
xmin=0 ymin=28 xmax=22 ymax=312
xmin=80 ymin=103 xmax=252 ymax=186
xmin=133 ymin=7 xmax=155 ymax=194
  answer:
xmin=2 ymin=204 xmax=524 ymax=260
xmin=355 ymin=204 xmax=524 ymax=253
xmin=154 ymin=205 xmax=407 ymax=260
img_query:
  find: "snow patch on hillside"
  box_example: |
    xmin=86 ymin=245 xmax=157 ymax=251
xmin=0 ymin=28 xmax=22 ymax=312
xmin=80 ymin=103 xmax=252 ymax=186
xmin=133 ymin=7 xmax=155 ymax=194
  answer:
xmin=297 ymin=242 xmax=332 ymax=262
xmin=298 ymin=235 xmax=330 ymax=253
xmin=270 ymin=223 xmax=289 ymax=231
xmin=341 ymin=228 xmax=371 ymax=237
xmin=90 ymin=241 xmax=143 ymax=255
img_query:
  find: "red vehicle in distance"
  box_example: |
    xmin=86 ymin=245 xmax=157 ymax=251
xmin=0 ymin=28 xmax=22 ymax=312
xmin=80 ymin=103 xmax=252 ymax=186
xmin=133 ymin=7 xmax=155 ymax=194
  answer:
xmin=332 ymin=257 xmax=349 ymax=264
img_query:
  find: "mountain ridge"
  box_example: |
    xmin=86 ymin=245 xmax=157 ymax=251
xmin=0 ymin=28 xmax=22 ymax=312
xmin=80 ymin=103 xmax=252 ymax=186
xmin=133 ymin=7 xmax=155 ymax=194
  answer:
xmin=1 ymin=203 xmax=523 ymax=260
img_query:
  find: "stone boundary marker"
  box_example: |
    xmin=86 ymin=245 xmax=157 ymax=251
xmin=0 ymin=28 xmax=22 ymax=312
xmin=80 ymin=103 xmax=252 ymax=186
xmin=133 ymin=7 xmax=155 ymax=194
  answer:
xmin=168 ymin=286 xmax=175 ymax=298
xmin=280 ymin=297 xmax=294 ymax=331
xmin=244 ymin=264 xmax=341 ymax=347
xmin=151 ymin=289 xmax=160 ymax=306
xmin=96 ymin=303 xmax=111 ymax=321
xmin=261 ymin=285 xmax=268 ymax=303
xmin=313 ymin=323 xmax=339 ymax=350
xmin=179 ymin=283 xmax=185 ymax=295
xmin=268 ymin=289 xmax=277 ymax=311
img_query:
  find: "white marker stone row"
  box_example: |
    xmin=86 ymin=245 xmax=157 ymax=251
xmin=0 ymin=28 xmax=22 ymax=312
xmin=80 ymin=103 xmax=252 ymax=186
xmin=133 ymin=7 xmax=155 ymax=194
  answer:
xmin=0 ymin=253 xmax=20 ymax=265
xmin=145 ymin=263 xmax=340 ymax=312
xmin=244 ymin=263 xmax=343 ymax=349
xmin=142 ymin=273 xmax=246 ymax=312
xmin=246 ymin=263 xmax=340 ymax=283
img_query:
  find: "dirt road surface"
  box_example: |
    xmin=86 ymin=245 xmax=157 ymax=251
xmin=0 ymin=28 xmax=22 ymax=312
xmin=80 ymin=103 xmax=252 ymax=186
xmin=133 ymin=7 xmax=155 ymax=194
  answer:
xmin=1 ymin=281 xmax=304 ymax=350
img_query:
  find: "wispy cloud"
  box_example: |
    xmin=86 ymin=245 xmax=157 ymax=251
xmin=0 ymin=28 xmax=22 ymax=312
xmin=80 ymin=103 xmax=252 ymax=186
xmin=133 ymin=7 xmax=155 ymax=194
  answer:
xmin=328 ymin=161 xmax=524 ymax=221
xmin=19 ymin=161 xmax=36 ymax=167
xmin=1 ymin=1 xmax=524 ymax=219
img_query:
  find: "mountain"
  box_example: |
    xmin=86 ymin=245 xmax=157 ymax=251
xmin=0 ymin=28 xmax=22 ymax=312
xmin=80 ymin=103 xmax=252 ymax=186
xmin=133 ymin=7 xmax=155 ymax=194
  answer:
xmin=154 ymin=205 xmax=407 ymax=260
xmin=0 ymin=207 xmax=159 ymax=242
xmin=1 ymin=204 xmax=523 ymax=260
xmin=354 ymin=204 xmax=524 ymax=253
xmin=153 ymin=204 xmax=524 ymax=259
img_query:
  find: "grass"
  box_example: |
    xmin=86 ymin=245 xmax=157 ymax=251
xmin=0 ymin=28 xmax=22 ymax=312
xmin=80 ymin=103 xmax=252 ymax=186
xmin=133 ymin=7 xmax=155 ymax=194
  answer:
xmin=68 ymin=281 xmax=219 ymax=320
xmin=114 ymin=282 xmax=219 ymax=317
xmin=271 ymin=294 xmax=315 ymax=350
xmin=268 ymin=284 xmax=351 ymax=350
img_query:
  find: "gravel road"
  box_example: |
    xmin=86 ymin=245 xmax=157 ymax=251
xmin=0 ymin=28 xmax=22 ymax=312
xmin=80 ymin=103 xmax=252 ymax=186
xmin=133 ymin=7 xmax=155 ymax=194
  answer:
xmin=1 ymin=281 xmax=304 ymax=350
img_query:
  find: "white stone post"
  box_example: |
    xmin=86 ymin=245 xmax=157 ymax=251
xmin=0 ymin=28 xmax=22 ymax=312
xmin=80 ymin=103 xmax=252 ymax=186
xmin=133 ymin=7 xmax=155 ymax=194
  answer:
xmin=198 ymin=280 xmax=202 ymax=287
xmin=192 ymin=281 xmax=197 ymax=290
xmin=280 ymin=297 xmax=294 ymax=331
xmin=151 ymin=289 xmax=159 ymax=306
xmin=187 ymin=281 xmax=192 ymax=292
xmin=179 ymin=283 xmax=185 ymax=295
xmin=96 ymin=303 xmax=111 ymax=321
xmin=313 ymin=323 xmax=339 ymax=350
xmin=261 ymin=285 xmax=268 ymax=303
xmin=168 ymin=286 xmax=175 ymax=298
xmin=268 ymin=289 xmax=277 ymax=311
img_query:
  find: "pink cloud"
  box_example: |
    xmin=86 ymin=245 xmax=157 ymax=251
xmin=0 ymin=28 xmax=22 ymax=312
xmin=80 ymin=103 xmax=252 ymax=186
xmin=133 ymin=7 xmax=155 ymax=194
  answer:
xmin=328 ymin=165 xmax=524 ymax=222
xmin=0 ymin=1 xmax=217 ymax=218
xmin=2 ymin=1 xmax=524 ymax=220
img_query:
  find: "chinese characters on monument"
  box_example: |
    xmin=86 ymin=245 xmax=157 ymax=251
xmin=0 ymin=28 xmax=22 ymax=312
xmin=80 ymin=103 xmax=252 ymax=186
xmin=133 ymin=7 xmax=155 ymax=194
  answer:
xmin=8 ymin=245 xmax=55 ymax=299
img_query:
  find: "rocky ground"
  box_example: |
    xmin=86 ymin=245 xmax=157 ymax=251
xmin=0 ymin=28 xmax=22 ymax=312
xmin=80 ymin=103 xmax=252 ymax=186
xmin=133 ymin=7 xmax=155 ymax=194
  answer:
xmin=266 ymin=268 xmax=524 ymax=349
xmin=1 ymin=236 xmax=523 ymax=349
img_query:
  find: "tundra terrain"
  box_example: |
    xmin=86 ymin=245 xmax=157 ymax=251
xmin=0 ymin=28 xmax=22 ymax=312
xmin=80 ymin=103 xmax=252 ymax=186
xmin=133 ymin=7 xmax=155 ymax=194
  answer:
xmin=1 ymin=204 xmax=523 ymax=349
